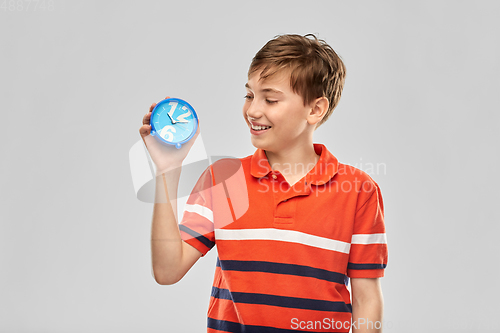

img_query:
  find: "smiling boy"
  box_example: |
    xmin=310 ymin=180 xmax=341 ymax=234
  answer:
xmin=141 ymin=34 xmax=388 ymax=332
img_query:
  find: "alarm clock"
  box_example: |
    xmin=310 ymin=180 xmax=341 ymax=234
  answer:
xmin=150 ymin=98 xmax=199 ymax=149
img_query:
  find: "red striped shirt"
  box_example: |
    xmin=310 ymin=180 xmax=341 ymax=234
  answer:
xmin=179 ymin=143 xmax=388 ymax=332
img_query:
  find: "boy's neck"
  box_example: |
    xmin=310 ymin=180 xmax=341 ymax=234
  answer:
xmin=264 ymin=142 xmax=320 ymax=179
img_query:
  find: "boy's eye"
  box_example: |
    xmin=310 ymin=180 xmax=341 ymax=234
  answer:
xmin=243 ymin=95 xmax=276 ymax=104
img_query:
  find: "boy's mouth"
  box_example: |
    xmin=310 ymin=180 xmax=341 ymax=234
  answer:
xmin=251 ymin=124 xmax=272 ymax=131
xmin=249 ymin=120 xmax=272 ymax=131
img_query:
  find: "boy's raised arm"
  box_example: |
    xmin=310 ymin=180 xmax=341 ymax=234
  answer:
xmin=150 ymin=170 xmax=202 ymax=285
xmin=139 ymin=98 xmax=202 ymax=285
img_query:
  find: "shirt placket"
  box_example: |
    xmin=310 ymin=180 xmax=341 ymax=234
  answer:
xmin=268 ymin=171 xmax=310 ymax=227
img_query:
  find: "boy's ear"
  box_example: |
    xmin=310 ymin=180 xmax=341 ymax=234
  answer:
xmin=307 ymin=97 xmax=329 ymax=126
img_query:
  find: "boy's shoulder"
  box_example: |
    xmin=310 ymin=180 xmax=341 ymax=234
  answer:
xmin=206 ymin=156 xmax=249 ymax=186
xmin=334 ymin=162 xmax=382 ymax=204
xmin=208 ymin=151 xmax=256 ymax=174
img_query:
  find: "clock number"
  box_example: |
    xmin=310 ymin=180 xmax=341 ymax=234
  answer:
xmin=168 ymin=102 xmax=178 ymax=119
xmin=176 ymin=106 xmax=191 ymax=123
xmin=159 ymin=125 xmax=176 ymax=142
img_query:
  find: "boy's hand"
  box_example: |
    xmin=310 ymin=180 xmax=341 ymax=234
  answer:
xmin=139 ymin=96 xmax=200 ymax=176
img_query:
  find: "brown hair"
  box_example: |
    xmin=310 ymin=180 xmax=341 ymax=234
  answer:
xmin=248 ymin=34 xmax=346 ymax=129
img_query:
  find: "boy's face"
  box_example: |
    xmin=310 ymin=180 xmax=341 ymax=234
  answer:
xmin=243 ymin=69 xmax=314 ymax=152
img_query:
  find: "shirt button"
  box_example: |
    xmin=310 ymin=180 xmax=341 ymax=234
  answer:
xmin=272 ymin=174 xmax=278 ymax=179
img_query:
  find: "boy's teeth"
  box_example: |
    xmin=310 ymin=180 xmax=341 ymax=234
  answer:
xmin=252 ymin=125 xmax=271 ymax=130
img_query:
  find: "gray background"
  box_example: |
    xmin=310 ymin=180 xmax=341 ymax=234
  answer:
xmin=1 ymin=0 xmax=499 ymax=332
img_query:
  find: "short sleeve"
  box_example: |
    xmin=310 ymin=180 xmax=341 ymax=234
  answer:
xmin=178 ymin=166 xmax=215 ymax=257
xmin=347 ymin=180 xmax=388 ymax=278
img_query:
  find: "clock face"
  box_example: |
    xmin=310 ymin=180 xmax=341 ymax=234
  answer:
xmin=150 ymin=98 xmax=198 ymax=147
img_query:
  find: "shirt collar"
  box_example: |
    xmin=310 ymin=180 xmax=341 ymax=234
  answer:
xmin=250 ymin=143 xmax=338 ymax=185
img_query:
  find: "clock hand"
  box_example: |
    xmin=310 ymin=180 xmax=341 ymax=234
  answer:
xmin=167 ymin=112 xmax=176 ymax=124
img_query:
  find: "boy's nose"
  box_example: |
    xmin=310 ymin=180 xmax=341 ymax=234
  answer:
xmin=246 ymin=111 xmax=261 ymax=122
xmin=245 ymin=103 xmax=262 ymax=121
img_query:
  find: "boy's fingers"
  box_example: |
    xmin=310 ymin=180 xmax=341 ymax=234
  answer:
xmin=143 ymin=113 xmax=149 ymax=125
xmin=139 ymin=124 xmax=151 ymax=137
xmin=141 ymin=96 xmax=171 ymax=134
xmin=144 ymin=102 xmax=157 ymax=125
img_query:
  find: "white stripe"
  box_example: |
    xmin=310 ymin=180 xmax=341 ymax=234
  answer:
xmin=351 ymin=233 xmax=387 ymax=244
xmin=215 ymin=228 xmax=351 ymax=254
xmin=184 ymin=204 xmax=214 ymax=223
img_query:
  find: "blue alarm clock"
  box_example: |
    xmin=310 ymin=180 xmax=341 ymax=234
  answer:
xmin=150 ymin=98 xmax=199 ymax=149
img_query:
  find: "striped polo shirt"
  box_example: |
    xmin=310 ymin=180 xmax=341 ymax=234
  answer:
xmin=178 ymin=143 xmax=388 ymax=333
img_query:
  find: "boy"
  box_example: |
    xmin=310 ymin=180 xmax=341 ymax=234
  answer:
xmin=140 ymin=34 xmax=388 ymax=332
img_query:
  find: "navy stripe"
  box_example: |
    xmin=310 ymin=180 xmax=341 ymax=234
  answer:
xmin=178 ymin=225 xmax=215 ymax=249
xmin=218 ymin=259 xmax=346 ymax=285
xmin=207 ymin=317 xmax=349 ymax=333
xmin=347 ymin=263 xmax=387 ymax=270
xmin=211 ymin=287 xmax=352 ymax=313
